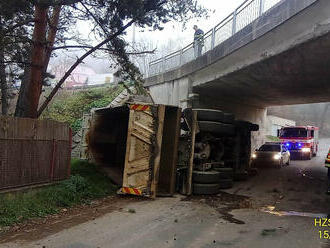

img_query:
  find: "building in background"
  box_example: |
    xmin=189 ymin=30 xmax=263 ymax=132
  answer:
xmin=51 ymin=64 xmax=96 ymax=88
xmin=266 ymin=115 xmax=296 ymax=137
xmin=51 ymin=64 xmax=117 ymax=88
xmin=86 ymin=73 xmax=114 ymax=86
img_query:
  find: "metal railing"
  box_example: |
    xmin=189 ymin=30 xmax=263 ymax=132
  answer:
xmin=148 ymin=0 xmax=284 ymax=76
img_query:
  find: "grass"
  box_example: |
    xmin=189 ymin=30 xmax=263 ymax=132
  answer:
xmin=41 ymin=85 xmax=124 ymax=134
xmin=0 ymin=159 xmax=118 ymax=227
xmin=266 ymin=135 xmax=280 ymax=142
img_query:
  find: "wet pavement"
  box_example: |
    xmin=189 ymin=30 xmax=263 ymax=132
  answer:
xmin=1 ymin=139 xmax=330 ymax=248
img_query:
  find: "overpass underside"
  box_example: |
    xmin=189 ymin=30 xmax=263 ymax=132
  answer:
xmin=195 ymin=30 xmax=330 ymax=108
xmin=146 ymin=0 xmax=330 ymax=149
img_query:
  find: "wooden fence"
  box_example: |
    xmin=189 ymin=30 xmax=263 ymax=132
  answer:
xmin=0 ymin=116 xmax=72 ymax=191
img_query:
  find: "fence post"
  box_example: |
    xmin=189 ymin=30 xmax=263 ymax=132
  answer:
xmin=50 ymin=139 xmax=56 ymax=182
xmin=259 ymin=0 xmax=265 ymax=16
xmin=232 ymin=10 xmax=237 ymax=35
xmin=211 ymin=27 xmax=216 ymax=49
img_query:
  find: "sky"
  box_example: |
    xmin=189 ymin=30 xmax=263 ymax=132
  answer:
xmin=75 ymin=0 xmax=246 ymax=51
xmin=54 ymin=0 xmax=246 ymax=73
xmin=129 ymin=0 xmax=246 ymax=51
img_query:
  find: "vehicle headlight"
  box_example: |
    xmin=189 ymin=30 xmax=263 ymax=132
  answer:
xmin=273 ymin=153 xmax=281 ymax=160
xmin=251 ymin=153 xmax=257 ymax=159
xmin=301 ymin=148 xmax=311 ymax=153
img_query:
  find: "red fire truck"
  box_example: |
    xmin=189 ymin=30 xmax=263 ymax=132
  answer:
xmin=278 ymin=126 xmax=319 ymax=160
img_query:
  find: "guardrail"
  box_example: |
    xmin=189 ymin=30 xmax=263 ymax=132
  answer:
xmin=148 ymin=0 xmax=284 ymax=77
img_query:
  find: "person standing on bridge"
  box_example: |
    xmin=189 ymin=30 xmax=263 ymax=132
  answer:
xmin=193 ymin=25 xmax=204 ymax=58
xmin=325 ymin=147 xmax=330 ymax=194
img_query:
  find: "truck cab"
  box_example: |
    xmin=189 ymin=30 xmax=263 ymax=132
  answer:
xmin=278 ymin=126 xmax=319 ymax=160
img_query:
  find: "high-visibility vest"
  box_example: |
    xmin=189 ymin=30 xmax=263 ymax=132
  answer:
xmin=325 ymin=148 xmax=330 ymax=168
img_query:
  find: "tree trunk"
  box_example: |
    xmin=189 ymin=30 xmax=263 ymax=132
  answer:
xmin=15 ymin=5 xmax=47 ymax=118
xmin=43 ymin=6 xmax=61 ymax=78
xmin=0 ymin=45 xmax=8 ymax=115
xmin=0 ymin=17 xmax=8 ymax=115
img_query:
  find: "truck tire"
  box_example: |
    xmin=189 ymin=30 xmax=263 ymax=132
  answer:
xmin=223 ymin=113 xmax=235 ymax=124
xmin=234 ymin=120 xmax=259 ymax=131
xmin=192 ymin=170 xmax=221 ymax=184
xmin=219 ymin=179 xmax=233 ymax=189
xmin=193 ymin=109 xmax=224 ymax=122
xmin=180 ymin=121 xmax=189 ymax=131
xmin=213 ymin=167 xmax=234 ymax=179
xmin=193 ymin=183 xmax=220 ymax=195
xmin=198 ymin=121 xmax=235 ymax=136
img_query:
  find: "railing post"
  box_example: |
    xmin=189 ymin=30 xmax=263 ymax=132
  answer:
xmin=147 ymin=61 xmax=151 ymax=77
xmin=179 ymin=49 xmax=183 ymax=66
xmin=259 ymin=0 xmax=265 ymax=16
xmin=211 ymin=27 xmax=216 ymax=49
xmin=232 ymin=10 xmax=237 ymax=35
xmin=162 ymin=57 xmax=166 ymax=73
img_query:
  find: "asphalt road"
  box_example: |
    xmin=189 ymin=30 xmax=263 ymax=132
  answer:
xmin=2 ymin=139 xmax=330 ymax=248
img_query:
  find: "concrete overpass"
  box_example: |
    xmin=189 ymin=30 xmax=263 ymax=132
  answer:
xmin=145 ymin=0 xmax=330 ymax=148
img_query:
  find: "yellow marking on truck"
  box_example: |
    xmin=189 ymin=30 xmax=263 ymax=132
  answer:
xmin=130 ymin=104 xmax=151 ymax=111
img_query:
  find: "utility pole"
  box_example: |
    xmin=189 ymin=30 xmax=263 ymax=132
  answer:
xmin=131 ymin=23 xmax=136 ymax=66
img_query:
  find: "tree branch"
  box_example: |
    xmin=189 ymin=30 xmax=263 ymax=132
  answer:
xmin=4 ymin=19 xmax=36 ymax=34
xmin=29 ymin=0 xmax=82 ymax=7
xmin=52 ymin=45 xmax=155 ymax=54
xmin=37 ymin=19 xmax=135 ymax=117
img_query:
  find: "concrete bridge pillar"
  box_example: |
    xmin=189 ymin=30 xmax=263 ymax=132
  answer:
xmin=148 ymin=77 xmax=267 ymax=151
xmin=148 ymin=77 xmax=193 ymax=109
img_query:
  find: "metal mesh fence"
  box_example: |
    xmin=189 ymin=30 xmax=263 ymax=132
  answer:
xmin=149 ymin=59 xmax=163 ymax=76
xmin=202 ymin=30 xmax=213 ymax=55
xmin=214 ymin=17 xmax=234 ymax=47
xmin=148 ymin=0 xmax=315 ymax=76
xmin=164 ymin=52 xmax=181 ymax=72
xmin=181 ymin=45 xmax=194 ymax=65
xmin=236 ymin=0 xmax=260 ymax=33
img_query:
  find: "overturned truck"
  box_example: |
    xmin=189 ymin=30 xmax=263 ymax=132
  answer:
xmin=82 ymin=104 xmax=259 ymax=198
xmin=178 ymin=109 xmax=259 ymax=195
xmin=85 ymin=103 xmax=181 ymax=198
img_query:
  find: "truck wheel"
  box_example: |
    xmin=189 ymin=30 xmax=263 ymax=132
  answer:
xmin=219 ymin=179 xmax=233 ymax=189
xmin=198 ymin=121 xmax=235 ymax=136
xmin=180 ymin=121 xmax=189 ymax=131
xmin=193 ymin=183 xmax=220 ymax=195
xmin=213 ymin=167 xmax=234 ymax=179
xmin=193 ymin=109 xmax=224 ymax=122
xmin=234 ymin=120 xmax=259 ymax=131
xmin=223 ymin=113 xmax=235 ymax=124
xmin=192 ymin=170 xmax=221 ymax=184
